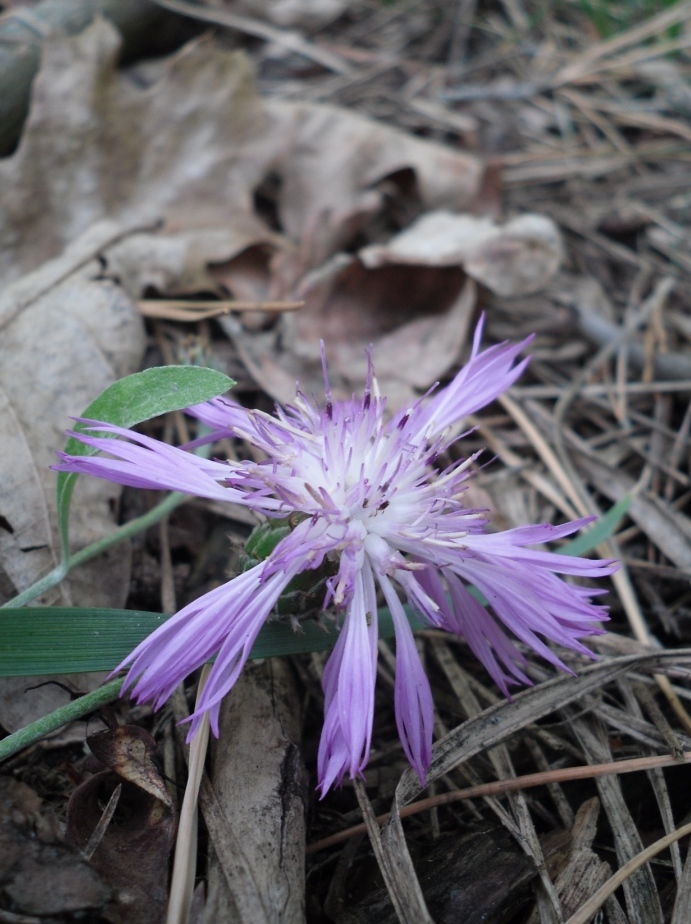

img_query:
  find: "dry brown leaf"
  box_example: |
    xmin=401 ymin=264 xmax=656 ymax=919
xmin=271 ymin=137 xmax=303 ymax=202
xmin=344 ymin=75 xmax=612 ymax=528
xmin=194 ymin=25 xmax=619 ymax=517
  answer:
xmin=104 ymin=225 xmax=283 ymax=300
xmin=263 ymin=100 xmax=484 ymax=265
xmin=0 ymin=22 xmax=482 ymax=284
xmin=66 ymin=727 xmax=176 ymax=924
xmin=87 ymin=726 xmax=173 ymax=809
xmin=360 ymin=211 xmax=563 ymax=296
xmin=276 ymin=261 xmax=477 ymax=400
xmin=0 ymin=24 xmax=273 ymax=285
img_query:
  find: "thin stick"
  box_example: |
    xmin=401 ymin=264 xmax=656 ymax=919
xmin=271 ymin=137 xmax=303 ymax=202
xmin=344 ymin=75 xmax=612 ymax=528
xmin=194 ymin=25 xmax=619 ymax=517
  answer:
xmin=564 ymin=819 xmax=691 ymax=924
xmin=139 ymin=299 xmax=303 ymax=321
xmin=511 ymin=381 xmax=691 ymax=398
xmin=553 ymin=0 xmax=691 ymax=84
xmin=166 ymin=665 xmax=212 ymax=924
xmin=148 ymin=0 xmax=351 ymax=74
xmin=83 ymin=784 xmax=122 ymax=861
xmin=307 ymin=751 xmax=691 ymax=854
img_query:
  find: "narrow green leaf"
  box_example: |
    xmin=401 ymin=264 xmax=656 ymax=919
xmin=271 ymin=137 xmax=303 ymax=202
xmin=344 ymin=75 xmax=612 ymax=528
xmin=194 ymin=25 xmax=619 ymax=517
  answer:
xmin=56 ymin=366 xmax=234 ymax=559
xmin=559 ymin=494 xmax=633 ymax=557
xmin=0 ymin=608 xmax=167 ymax=675
xmin=0 ymin=606 xmax=425 ymax=677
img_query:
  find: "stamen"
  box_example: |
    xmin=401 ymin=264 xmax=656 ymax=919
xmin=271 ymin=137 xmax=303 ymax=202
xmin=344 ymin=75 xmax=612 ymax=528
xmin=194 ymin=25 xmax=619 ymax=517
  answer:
xmin=320 ymin=340 xmax=333 ymax=419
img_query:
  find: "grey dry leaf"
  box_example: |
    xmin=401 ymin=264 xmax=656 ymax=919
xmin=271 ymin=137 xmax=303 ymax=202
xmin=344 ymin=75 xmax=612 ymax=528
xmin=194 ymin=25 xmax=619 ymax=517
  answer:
xmin=0 ymin=17 xmax=490 ymax=405
xmin=262 ymin=99 xmax=485 ymax=266
xmin=103 ymin=224 xmax=284 ymax=300
xmin=360 ymin=211 xmax=564 ymax=297
xmin=0 ymin=222 xmax=145 ymax=730
xmin=0 ymin=19 xmax=482 ymax=287
xmin=0 ymin=223 xmax=145 ymax=611
xmin=0 ymin=22 xmax=274 ymax=286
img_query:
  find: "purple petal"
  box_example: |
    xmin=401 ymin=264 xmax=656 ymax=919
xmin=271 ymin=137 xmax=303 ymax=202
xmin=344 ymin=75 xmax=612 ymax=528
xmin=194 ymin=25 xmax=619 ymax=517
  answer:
xmin=419 ymin=319 xmax=533 ymax=435
xmin=183 ymin=397 xmax=253 ymax=448
xmin=317 ymin=561 xmax=378 ymax=793
xmin=53 ymin=421 xmax=259 ymax=504
xmin=464 ymin=521 xmax=619 ymax=577
xmin=445 ymin=572 xmax=531 ymax=695
xmin=378 ymin=571 xmax=434 ymax=784
xmin=188 ymin=567 xmax=299 ymax=736
xmin=450 ymin=557 xmax=607 ymax=672
xmin=115 ymin=563 xmax=296 ymax=732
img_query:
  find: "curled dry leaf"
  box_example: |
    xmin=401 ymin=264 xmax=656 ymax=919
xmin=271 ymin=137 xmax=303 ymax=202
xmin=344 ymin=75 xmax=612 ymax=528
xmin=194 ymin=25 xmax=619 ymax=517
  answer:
xmin=246 ymin=259 xmax=477 ymax=404
xmin=66 ymin=726 xmax=176 ymax=924
xmin=360 ymin=211 xmax=564 ymax=297
xmin=103 ymin=224 xmax=283 ymax=300
xmin=263 ymin=100 xmax=485 ymax=264
xmin=87 ymin=725 xmax=173 ymax=809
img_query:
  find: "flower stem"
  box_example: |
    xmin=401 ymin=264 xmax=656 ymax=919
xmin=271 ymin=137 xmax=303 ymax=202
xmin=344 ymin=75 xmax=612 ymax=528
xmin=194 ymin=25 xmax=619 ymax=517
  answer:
xmin=2 ymin=491 xmax=188 ymax=609
xmin=0 ymin=677 xmax=125 ymax=762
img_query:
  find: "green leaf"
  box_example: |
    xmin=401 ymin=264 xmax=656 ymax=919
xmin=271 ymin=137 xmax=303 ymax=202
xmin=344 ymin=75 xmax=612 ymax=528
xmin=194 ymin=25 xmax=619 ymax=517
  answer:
xmin=56 ymin=366 xmax=234 ymax=562
xmin=0 ymin=606 xmax=425 ymax=677
xmin=559 ymin=494 xmax=633 ymax=557
xmin=0 ymin=608 xmax=168 ymax=675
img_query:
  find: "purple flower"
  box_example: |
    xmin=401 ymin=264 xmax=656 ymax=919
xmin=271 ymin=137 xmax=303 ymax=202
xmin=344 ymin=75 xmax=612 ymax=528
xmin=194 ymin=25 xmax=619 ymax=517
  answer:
xmin=54 ymin=321 xmax=617 ymax=794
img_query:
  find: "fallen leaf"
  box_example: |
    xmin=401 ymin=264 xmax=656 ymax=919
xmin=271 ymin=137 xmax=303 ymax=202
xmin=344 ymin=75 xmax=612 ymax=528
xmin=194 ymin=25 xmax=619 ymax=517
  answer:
xmin=0 ymin=222 xmax=145 ymax=728
xmin=0 ymin=20 xmax=487 ymax=405
xmin=360 ymin=211 xmax=564 ymax=296
xmin=66 ymin=726 xmax=176 ymax=924
xmin=288 ymin=268 xmax=476 ymax=398
xmin=87 ymin=725 xmax=173 ymax=808
xmin=0 ymin=25 xmax=273 ymax=285
xmin=0 ymin=224 xmax=145 ymax=610
xmin=263 ymin=99 xmax=485 ymax=266
xmin=104 ymin=225 xmax=281 ymax=300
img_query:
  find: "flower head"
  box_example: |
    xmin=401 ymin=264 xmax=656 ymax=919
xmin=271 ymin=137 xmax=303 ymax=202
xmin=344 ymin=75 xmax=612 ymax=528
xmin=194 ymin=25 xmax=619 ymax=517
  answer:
xmin=54 ymin=320 xmax=616 ymax=793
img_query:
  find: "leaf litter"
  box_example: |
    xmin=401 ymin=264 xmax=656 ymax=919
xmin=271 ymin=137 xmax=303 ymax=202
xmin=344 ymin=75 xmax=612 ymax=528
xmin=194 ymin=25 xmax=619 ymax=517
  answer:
xmin=1 ymin=0 xmax=691 ymax=922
